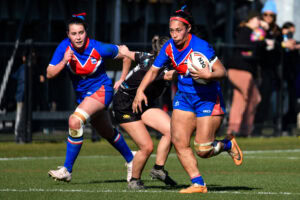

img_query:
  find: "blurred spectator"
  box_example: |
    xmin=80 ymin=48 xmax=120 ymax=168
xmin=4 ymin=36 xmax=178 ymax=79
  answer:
xmin=11 ymin=53 xmax=27 ymax=143
xmin=254 ymin=0 xmax=282 ymax=135
xmin=281 ymin=22 xmax=300 ymax=135
xmin=31 ymin=50 xmax=49 ymax=112
xmin=227 ymin=11 xmax=265 ymax=137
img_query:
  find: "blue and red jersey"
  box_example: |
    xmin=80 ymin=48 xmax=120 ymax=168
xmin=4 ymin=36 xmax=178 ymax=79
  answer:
xmin=153 ymin=33 xmax=220 ymax=94
xmin=49 ymin=38 xmax=118 ymax=103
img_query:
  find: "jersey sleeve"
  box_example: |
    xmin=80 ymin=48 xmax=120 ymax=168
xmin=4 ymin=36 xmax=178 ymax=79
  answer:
xmin=199 ymin=40 xmax=215 ymax=60
xmin=49 ymin=40 xmax=68 ymax=66
xmin=153 ymin=43 xmax=170 ymax=68
xmin=96 ymin=41 xmax=119 ymax=59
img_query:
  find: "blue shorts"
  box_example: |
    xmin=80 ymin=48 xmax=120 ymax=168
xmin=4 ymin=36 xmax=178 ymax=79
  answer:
xmin=76 ymin=85 xmax=113 ymax=108
xmin=173 ymin=91 xmax=226 ymax=117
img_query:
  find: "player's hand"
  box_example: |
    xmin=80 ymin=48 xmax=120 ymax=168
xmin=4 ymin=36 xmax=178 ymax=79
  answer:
xmin=132 ymin=91 xmax=148 ymax=113
xmin=118 ymin=45 xmax=130 ymax=57
xmin=113 ymin=79 xmax=123 ymax=90
xmin=189 ymin=63 xmax=211 ymax=80
xmin=63 ymin=49 xmax=74 ymax=64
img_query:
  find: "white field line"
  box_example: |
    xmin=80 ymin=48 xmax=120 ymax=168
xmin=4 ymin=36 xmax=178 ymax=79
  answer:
xmin=0 ymin=149 xmax=300 ymax=161
xmin=0 ymin=188 xmax=300 ymax=196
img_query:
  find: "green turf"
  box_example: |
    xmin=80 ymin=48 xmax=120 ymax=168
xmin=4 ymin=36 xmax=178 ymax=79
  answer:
xmin=1 ymin=136 xmax=300 ymax=200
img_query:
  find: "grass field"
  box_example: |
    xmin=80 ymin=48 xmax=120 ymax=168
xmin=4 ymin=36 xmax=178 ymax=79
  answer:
xmin=1 ymin=136 xmax=300 ymax=200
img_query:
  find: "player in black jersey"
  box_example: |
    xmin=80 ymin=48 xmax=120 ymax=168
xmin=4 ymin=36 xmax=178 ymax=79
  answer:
xmin=113 ymin=36 xmax=177 ymax=189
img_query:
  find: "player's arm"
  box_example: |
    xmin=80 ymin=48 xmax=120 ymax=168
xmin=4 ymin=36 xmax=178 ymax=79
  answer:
xmin=47 ymin=48 xmax=73 ymax=79
xmin=190 ymin=58 xmax=227 ymax=81
xmin=209 ymin=59 xmax=227 ymax=80
xmin=113 ymin=45 xmax=132 ymax=90
xmin=133 ymin=66 xmax=160 ymax=113
xmin=163 ymin=69 xmax=177 ymax=81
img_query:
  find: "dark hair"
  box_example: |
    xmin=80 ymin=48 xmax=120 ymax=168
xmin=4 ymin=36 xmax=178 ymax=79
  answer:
xmin=151 ymin=35 xmax=170 ymax=55
xmin=170 ymin=6 xmax=193 ymax=28
xmin=66 ymin=13 xmax=88 ymax=32
xmin=282 ymin=22 xmax=295 ymax=29
xmin=239 ymin=10 xmax=261 ymax=28
xmin=170 ymin=3 xmax=201 ymax=37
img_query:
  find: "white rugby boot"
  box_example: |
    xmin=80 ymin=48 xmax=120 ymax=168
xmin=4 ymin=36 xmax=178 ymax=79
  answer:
xmin=48 ymin=166 xmax=72 ymax=182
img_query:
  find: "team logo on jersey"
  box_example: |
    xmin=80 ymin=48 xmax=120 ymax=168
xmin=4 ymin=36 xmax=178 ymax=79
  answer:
xmin=91 ymin=57 xmax=97 ymax=64
xmin=203 ymin=110 xmax=212 ymax=113
xmin=122 ymin=114 xmax=131 ymax=119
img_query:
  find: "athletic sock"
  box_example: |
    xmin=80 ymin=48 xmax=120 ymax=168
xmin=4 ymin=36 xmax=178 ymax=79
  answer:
xmin=154 ymin=164 xmax=164 ymax=170
xmin=221 ymin=138 xmax=232 ymax=151
xmin=109 ymin=129 xmax=133 ymax=163
xmin=130 ymin=177 xmax=140 ymax=181
xmin=191 ymin=175 xmax=205 ymax=186
xmin=64 ymin=136 xmax=83 ymax=173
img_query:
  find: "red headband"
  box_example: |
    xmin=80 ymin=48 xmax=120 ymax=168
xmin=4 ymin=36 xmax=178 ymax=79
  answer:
xmin=170 ymin=17 xmax=190 ymax=25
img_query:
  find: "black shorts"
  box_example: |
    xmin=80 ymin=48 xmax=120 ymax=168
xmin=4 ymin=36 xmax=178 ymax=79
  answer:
xmin=113 ymin=91 xmax=157 ymax=124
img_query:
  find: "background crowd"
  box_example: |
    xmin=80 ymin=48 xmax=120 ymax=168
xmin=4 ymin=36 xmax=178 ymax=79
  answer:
xmin=0 ymin=0 xmax=299 ymax=143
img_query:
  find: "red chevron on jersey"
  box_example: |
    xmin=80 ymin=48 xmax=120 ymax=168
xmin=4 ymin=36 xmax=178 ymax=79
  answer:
xmin=165 ymin=44 xmax=191 ymax=75
xmin=69 ymin=47 xmax=102 ymax=76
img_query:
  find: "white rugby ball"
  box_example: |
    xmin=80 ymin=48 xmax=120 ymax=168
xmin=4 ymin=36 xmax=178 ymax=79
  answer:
xmin=187 ymin=51 xmax=212 ymax=84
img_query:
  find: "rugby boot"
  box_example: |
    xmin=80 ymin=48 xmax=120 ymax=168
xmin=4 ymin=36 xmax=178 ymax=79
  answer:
xmin=227 ymin=134 xmax=243 ymax=166
xmin=48 ymin=166 xmax=72 ymax=182
xmin=149 ymin=168 xmax=177 ymax=186
xmin=128 ymin=179 xmax=145 ymax=190
xmin=179 ymin=183 xmax=208 ymax=194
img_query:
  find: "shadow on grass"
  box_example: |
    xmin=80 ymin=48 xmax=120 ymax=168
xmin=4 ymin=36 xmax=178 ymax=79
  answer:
xmin=146 ymin=184 xmax=190 ymax=190
xmin=207 ymin=184 xmax=260 ymax=191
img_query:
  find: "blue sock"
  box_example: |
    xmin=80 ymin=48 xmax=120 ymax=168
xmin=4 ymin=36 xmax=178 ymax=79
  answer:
xmin=109 ymin=129 xmax=133 ymax=163
xmin=221 ymin=139 xmax=232 ymax=151
xmin=64 ymin=136 xmax=83 ymax=173
xmin=191 ymin=175 xmax=205 ymax=186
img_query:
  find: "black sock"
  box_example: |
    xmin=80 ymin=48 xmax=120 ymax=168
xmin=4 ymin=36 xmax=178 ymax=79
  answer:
xmin=154 ymin=164 xmax=164 ymax=170
xmin=130 ymin=177 xmax=140 ymax=181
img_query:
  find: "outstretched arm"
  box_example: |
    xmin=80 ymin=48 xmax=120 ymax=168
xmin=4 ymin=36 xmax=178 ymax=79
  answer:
xmin=114 ymin=45 xmax=132 ymax=90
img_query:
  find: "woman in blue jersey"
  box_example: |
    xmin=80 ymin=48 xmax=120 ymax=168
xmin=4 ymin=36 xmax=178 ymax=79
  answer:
xmin=132 ymin=5 xmax=243 ymax=193
xmin=47 ymin=13 xmax=134 ymax=182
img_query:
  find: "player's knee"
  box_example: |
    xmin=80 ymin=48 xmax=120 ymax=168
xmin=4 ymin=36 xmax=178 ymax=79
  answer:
xmin=171 ymin=134 xmax=180 ymax=146
xmin=68 ymin=108 xmax=90 ymax=138
xmin=141 ymin=142 xmax=154 ymax=156
xmin=194 ymin=140 xmax=221 ymax=158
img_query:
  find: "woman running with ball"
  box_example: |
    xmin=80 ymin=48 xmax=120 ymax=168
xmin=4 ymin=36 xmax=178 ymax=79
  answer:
xmin=132 ymin=4 xmax=243 ymax=194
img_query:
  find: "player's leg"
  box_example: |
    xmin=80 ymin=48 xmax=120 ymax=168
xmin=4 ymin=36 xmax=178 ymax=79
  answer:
xmin=48 ymin=96 xmax=102 ymax=182
xmin=193 ymin=92 xmax=243 ymax=166
xmin=89 ymin=86 xmax=134 ymax=164
xmin=90 ymin=109 xmax=134 ymax=164
xmin=171 ymin=109 xmax=208 ymax=193
xmin=141 ymin=108 xmax=177 ymax=186
xmin=193 ymin=115 xmax=224 ymax=158
xmin=120 ymin=120 xmax=152 ymax=189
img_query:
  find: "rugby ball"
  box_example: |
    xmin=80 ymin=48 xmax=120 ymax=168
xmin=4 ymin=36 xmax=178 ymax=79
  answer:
xmin=187 ymin=51 xmax=212 ymax=84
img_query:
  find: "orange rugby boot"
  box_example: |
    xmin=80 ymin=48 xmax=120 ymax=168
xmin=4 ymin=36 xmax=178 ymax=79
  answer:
xmin=179 ymin=183 xmax=208 ymax=194
xmin=227 ymin=134 xmax=243 ymax=166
